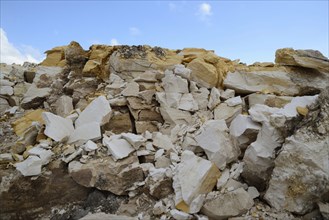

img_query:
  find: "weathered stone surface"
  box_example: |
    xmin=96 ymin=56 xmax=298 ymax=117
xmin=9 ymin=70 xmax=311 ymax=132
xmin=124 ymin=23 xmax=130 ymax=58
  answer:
xmin=109 ymin=45 xmax=183 ymax=81
xmin=201 ymin=188 xmax=254 ymax=219
xmin=104 ymin=112 xmax=132 ymax=134
xmin=318 ymin=202 xmax=329 ymax=220
xmin=135 ymin=121 xmax=159 ymax=134
xmin=15 ymin=155 xmax=43 ymax=176
xmin=174 ymin=64 xmax=192 ymax=80
xmin=68 ymin=122 xmax=101 ymax=144
xmin=275 ymin=48 xmax=329 ymax=72
xmin=173 ymin=150 xmax=220 ymax=213
xmin=208 ymin=87 xmax=221 ymax=110
xmin=152 ymin=132 xmax=175 ymax=150
xmin=247 ymin=93 xmax=293 ymax=108
xmin=213 ymin=103 xmax=242 ymax=125
xmin=68 ymin=156 xmax=144 ymax=195
xmin=229 ymin=115 xmax=261 ymax=151
xmin=43 ymin=112 xmax=74 ymax=142
xmin=11 ymin=109 xmax=45 ymax=137
xmin=160 ymin=107 xmax=192 ymax=125
xmin=103 ymin=135 xmax=135 ymax=160
xmin=121 ymin=133 xmax=146 ymax=150
xmin=162 ymin=73 xmax=189 ymax=94
xmin=0 ymin=86 xmax=14 ymax=96
xmin=264 ymin=89 xmax=329 ymax=214
xmin=28 ymin=146 xmax=54 ymax=165
xmin=122 ymin=82 xmax=140 ymax=97
xmin=195 ymin=120 xmax=240 ymax=169
xmin=0 ymin=98 xmax=10 ymax=114
xmin=54 ymin=95 xmax=73 ymax=117
xmin=224 ymin=68 xmax=299 ymax=96
xmin=21 ymin=84 xmax=51 ymax=109
xmin=40 ymin=45 xmax=67 ymax=67
xmin=75 ymin=96 xmax=112 ymax=127
xmin=188 ymin=58 xmax=218 ymax=88
xmin=178 ymin=93 xmax=199 ymax=112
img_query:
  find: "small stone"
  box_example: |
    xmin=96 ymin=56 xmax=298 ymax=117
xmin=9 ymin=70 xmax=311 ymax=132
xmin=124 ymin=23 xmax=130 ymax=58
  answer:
xmin=225 ymin=96 xmax=242 ymax=107
xmin=15 ymin=155 xmax=42 ymax=176
xmin=68 ymin=122 xmax=101 ymax=144
xmin=28 ymin=146 xmax=54 ymax=165
xmin=247 ymin=186 xmax=260 ymax=199
xmin=121 ymin=133 xmax=146 ymax=150
xmin=296 ymin=106 xmax=308 ymax=116
xmin=153 ymin=132 xmax=175 ymax=150
xmin=318 ymin=202 xmax=329 ymax=220
xmin=174 ymin=64 xmax=192 ymax=80
xmin=103 ymin=135 xmax=135 ymax=160
xmin=170 ymin=209 xmax=193 ymax=220
xmin=221 ymin=89 xmax=235 ymax=100
xmin=42 ymin=112 xmax=74 ymax=142
xmin=83 ymin=140 xmax=98 ymax=151
xmin=153 ymin=201 xmax=166 ymax=215
xmin=122 ymin=82 xmax=140 ymax=97
xmin=208 ymin=87 xmax=221 ymax=110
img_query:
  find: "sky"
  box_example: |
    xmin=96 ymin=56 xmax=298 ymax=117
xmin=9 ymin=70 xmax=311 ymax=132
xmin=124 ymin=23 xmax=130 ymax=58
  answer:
xmin=0 ymin=1 xmax=328 ymax=65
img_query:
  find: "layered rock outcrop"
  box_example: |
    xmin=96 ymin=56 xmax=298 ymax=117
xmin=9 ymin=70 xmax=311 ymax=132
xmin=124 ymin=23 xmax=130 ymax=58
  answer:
xmin=0 ymin=43 xmax=328 ymax=220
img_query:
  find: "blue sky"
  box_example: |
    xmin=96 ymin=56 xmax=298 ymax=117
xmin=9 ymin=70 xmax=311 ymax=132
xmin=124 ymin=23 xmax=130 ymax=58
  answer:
xmin=1 ymin=1 xmax=328 ymax=64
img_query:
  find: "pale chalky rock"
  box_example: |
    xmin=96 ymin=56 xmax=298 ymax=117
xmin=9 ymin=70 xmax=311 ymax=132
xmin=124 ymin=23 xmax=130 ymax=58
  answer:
xmin=122 ymin=81 xmax=140 ymax=97
xmin=201 ymin=188 xmax=254 ymax=219
xmin=156 ymin=92 xmax=182 ymax=108
xmin=0 ymin=98 xmax=10 ymax=114
xmin=174 ymin=64 xmax=192 ymax=80
xmin=75 ymin=96 xmax=112 ymax=127
xmin=83 ymin=140 xmax=98 ymax=151
xmin=225 ymin=96 xmax=242 ymax=107
xmin=15 ymin=155 xmax=42 ymax=176
xmin=21 ymin=84 xmax=51 ymax=109
xmin=69 ymin=156 xmax=144 ymax=195
xmin=178 ymin=93 xmax=199 ymax=112
xmin=28 ymin=146 xmax=54 ymax=165
xmin=162 ymin=73 xmax=189 ymax=93
xmin=160 ymin=107 xmax=192 ymax=125
xmin=208 ymin=87 xmax=221 ymax=110
xmin=0 ymin=86 xmax=14 ymax=96
xmin=122 ymin=133 xmax=146 ymax=150
xmin=275 ymin=48 xmax=329 ymax=72
xmin=247 ymin=93 xmax=293 ymax=108
xmin=170 ymin=209 xmax=193 ymax=220
xmin=318 ymin=203 xmax=329 ymax=220
xmin=264 ymin=89 xmax=329 ymax=214
xmin=192 ymin=87 xmax=210 ymax=110
xmin=214 ymin=103 xmax=242 ymax=125
xmin=153 ymin=132 xmax=175 ymax=150
xmin=224 ymin=69 xmax=299 ymax=96
xmin=229 ymin=114 xmax=261 ymax=150
xmin=68 ymin=122 xmax=101 ymax=144
xmin=195 ymin=120 xmax=240 ymax=169
xmin=103 ymin=135 xmax=135 ymax=160
xmin=55 ymin=95 xmax=73 ymax=117
xmin=220 ymin=89 xmax=235 ymax=100
xmin=43 ymin=112 xmax=75 ymax=142
xmin=173 ymin=150 xmax=220 ymax=213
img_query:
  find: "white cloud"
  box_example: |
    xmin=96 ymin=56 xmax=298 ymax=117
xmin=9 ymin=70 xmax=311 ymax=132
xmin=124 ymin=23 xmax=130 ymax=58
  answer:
xmin=199 ymin=3 xmax=212 ymax=16
xmin=0 ymin=28 xmax=44 ymax=65
xmin=129 ymin=27 xmax=141 ymax=36
xmin=110 ymin=38 xmax=120 ymax=46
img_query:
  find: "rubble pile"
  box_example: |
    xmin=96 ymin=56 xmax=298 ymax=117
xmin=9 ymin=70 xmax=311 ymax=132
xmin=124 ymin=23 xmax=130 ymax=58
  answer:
xmin=0 ymin=42 xmax=328 ymax=220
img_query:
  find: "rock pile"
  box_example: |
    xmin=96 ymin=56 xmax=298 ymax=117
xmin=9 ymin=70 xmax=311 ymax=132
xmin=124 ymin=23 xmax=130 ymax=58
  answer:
xmin=0 ymin=43 xmax=328 ymax=220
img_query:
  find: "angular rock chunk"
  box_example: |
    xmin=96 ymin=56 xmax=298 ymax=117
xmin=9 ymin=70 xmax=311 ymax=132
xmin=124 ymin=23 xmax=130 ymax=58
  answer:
xmin=201 ymin=188 xmax=254 ymax=219
xmin=103 ymin=135 xmax=135 ymax=160
xmin=173 ymin=150 xmax=220 ymax=213
xmin=68 ymin=156 xmax=144 ymax=195
xmin=68 ymin=122 xmax=101 ymax=144
xmin=43 ymin=112 xmax=74 ymax=142
xmin=162 ymin=73 xmax=189 ymax=93
xmin=178 ymin=93 xmax=199 ymax=112
xmin=21 ymin=84 xmax=51 ymax=109
xmin=275 ymin=48 xmax=329 ymax=72
xmin=55 ymin=95 xmax=73 ymax=117
xmin=214 ymin=103 xmax=242 ymax=125
xmin=195 ymin=120 xmax=240 ymax=169
xmin=15 ymin=155 xmax=42 ymax=176
xmin=75 ymin=95 xmax=112 ymax=127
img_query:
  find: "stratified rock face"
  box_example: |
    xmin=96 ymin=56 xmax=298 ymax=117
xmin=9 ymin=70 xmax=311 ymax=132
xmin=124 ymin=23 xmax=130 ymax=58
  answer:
xmin=264 ymin=87 xmax=329 ymax=215
xmin=275 ymin=48 xmax=329 ymax=72
xmin=1 ymin=43 xmax=328 ymax=220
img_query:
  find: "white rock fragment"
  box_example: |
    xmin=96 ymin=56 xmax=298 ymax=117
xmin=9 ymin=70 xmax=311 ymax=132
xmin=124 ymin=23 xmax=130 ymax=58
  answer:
xmin=121 ymin=81 xmax=140 ymax=96
xmin=42 ymin=112 xmax=75 ymax=142
xmin=173 ymin=151 xmax=220 ymax=213
xmin=21 ymin=84 xmax=51 ymax=109
xmin=318 ymin=202 xmax=329 ymax=220
xmin=162 ymin=74 xmax=189 ymax=93
xmin=170 ymin=209 xmax=193 ymax=220
xmin=208 ymin=87 xmax=221 ymax=110
xmin=170 ymin=152 xmax=180 ymax=163
xmin=153 ymin=132 xmax=175 ymax=150
xmin=83 ymin=140 xmax=98 ymax=151
xmin=192 ymin=88 xmax=209 ymax=110
xmin=160 ymin=107 xmax=192 ymax=125
xmin=68 ymin=122 xmax=101 ymax=144
xmin=153 ymin=201 xmax=167 ymax=215
xmin=28 ymin=146 xmax=54 ymax=165
xmin=214 ymin=103 xmax=242 ymax=125
xmin=63 ymin=148 xmax=83 ymax=163
xmin=0 ymin=86 xmax=14 ymax=95
xmin=225 ymin=96 xmax=242 ymax=107
xmin=220 ymin=89 xmax=235 ymax=100
xmin=247 ymin=186 xmax=260 ymax=199
xmin=103 ymin=135 xmax=135 ymax=160
xmin=195 ymin=120 xmax=240 ymax=169
xmin=75 ymin=96 xmax=112 ymax=127
xmin=15 ymin=155 xmax=42 ymax=176
xmin=178 ymin=93 xmax=199 ymax=112
xmin=122 ymin=133 xmax=146 ymax=150
xmin=55 ymin=95 xmax=73 ymax=117
xmin=155 ymin=149 xmax=165 ymax=160
xmin=201 ymin=188 xmax=254 ymax=219
xmin=217 ymin=169 xmax=230 ymax=190
xmin=174 ymin=64 xmax=192 ymax=80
